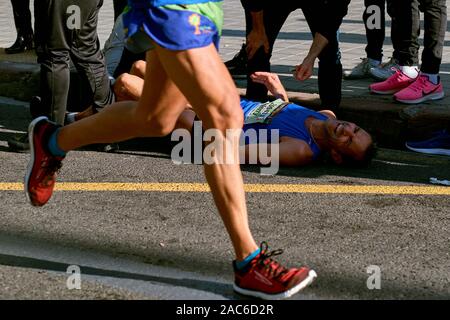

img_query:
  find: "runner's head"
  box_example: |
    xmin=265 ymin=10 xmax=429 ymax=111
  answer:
xmin=323 ymin=118 xmax=376 ymax=167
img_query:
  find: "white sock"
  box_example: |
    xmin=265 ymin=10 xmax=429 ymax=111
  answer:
xmin=421 ymin=72 xmax=439 ymax=85
xmin=368 ymin=58 xmax=381 ymax=67
xmin=400 ymin=66 xmax=419 ymax=79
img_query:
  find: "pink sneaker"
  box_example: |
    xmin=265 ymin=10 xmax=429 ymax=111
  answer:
xmin=394 ymin=75 xmax=445 ymax=104
xmin=369 ymin=69 xmax=416 ymax=95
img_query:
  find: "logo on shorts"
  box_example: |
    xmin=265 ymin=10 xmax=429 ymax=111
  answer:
xmin=188 ymin=13 xmax=201 ymax=35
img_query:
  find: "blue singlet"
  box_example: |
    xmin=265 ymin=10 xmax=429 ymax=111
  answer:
xmin=240 ymin=99 xmax=327 ymax=160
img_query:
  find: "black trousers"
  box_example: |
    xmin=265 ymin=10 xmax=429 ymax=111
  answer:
xmin=10 ymin=0 xmax=33 ymax=36
xmin=389 ymin=0 xmax=446 ymax=74
xmin=244 ymin=3 xmax=343 ymax=109
xmin=34 ymin=0 xmax=114 ymax=125
xmin=113 ymin=0 xmax=128 ymax=21
xmin=363 ymin=0 xmax=386 ymax=62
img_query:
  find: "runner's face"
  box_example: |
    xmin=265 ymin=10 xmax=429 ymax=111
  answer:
xmin=325 ymin=119 xmax=372 ymax=160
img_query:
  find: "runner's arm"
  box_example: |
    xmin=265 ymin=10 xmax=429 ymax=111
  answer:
xmin=250 ymin=72 xmax=289 ymax=102
xmin=241 ymin=139 xmax=313 ymax=166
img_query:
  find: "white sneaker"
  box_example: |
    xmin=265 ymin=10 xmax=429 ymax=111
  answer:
xmin=343 ymin=58 xmax=373 ymax=80
xmin=370 ymin=57 xmax=399 ymax=81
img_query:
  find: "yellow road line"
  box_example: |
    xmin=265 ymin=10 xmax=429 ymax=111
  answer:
xmin=0 ymin=182 xmax=449 ymax=195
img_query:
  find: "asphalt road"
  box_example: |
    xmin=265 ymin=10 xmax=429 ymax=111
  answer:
xmin=0 ymin=98 xmax=450 ymax=300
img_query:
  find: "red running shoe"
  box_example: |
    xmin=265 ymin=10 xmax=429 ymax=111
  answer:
xmin=233 ymin=242 xmax=317 ymax=299
xmin=25 ymin=116 xmax=63 ymax=206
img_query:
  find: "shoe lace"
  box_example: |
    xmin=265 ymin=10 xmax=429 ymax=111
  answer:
xmin=406 ymin=76 xmax=427 ymax=93
xmin=386 ymin=69 xmax=405 ymax=84
xmin=255 ymin=242 xmax=288 ymax=280
xmin=356 ymin=57 xmax=369 ymax=68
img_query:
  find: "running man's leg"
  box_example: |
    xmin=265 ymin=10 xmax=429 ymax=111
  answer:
xmin=56 ymin=50 xmax=188 ymax=151
xmin=24 ymin=49 xmax=188 ymax=207
xmin=154 ymin=43 xmax=258 ymax=259
xmin=34 ymin=43 xmax=258 ymax=259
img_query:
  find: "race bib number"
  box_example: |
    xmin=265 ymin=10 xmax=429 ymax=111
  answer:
xmin=244 ymin=99 xmax=288 ymax=125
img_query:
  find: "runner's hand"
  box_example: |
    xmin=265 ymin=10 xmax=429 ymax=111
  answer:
xmin=250 ymin=72 xmax=288 ymax=101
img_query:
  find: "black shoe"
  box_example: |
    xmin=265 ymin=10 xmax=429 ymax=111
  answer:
xmin=225 ymin=43 xmax=247 ymax=77
xmin=5 ymin=34 xmax=34 ymax=54
xmin=7 ymin=133 xmax=30 ymax=153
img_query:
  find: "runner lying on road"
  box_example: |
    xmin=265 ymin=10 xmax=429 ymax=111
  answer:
xmin=108 ymin=63 xmax=376 ymax=167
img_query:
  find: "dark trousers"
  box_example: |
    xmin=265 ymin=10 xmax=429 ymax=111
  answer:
xmin=11 ymin=0 xmax=33 ymax=36
xmin=244 ymin=3 xmax=343 ymax=109
xmin=363 ymin=0 xmax=386 ymax=62
xmin=389 ymin=0 xmax=446 ymax=74
xmin=113 ymin=0 xmax=128 ymax=21
xmin=34 ymin=0 xmax=114 ymax=125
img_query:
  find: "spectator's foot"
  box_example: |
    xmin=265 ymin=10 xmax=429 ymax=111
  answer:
xmin=233 ymin=242 xmax=317 ymax=300
xmin=7 ymin=133 xmax=29 ymax=153
xmin=5 ymin=34 xmax=34 ymax=54
xmin=369 ymin=57 xmax=399 ymax=81
xmin=225 ymin=43 xmax=247 ymax=78
xmin=406 ymin=129 xmax=450 ymax=156
xmin=343 ymin=58 xmax=375 ymax=80
xmin=25 ymin=117 xmax=63 ymax=207
xmin=369 ymin=69 xmax=416 ymax=95
xmin=394 ymin=75 xmax=445 ymax=104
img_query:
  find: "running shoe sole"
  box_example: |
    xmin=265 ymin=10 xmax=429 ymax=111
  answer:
xmin=395 ymin=91 xmax=445 ymax=104
xmin=405 ymin=143 xmax=450 ymax=156
xmin=24 ymin=116 xmax=47 ymax=205
xmin=233 ymin=269 xmax=317 ymax=300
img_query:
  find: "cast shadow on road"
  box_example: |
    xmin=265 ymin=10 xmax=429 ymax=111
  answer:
xmin=0 ymin=252 xmax=239 ymax=300
xmin=0 ymin=235 xmax=448 ymax=300
xmin=240 ymin=156 xmax=450 ymax=186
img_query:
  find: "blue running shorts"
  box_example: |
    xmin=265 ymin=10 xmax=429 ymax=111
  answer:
xmin=123 ymin=1 xmax=223 ymax=53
